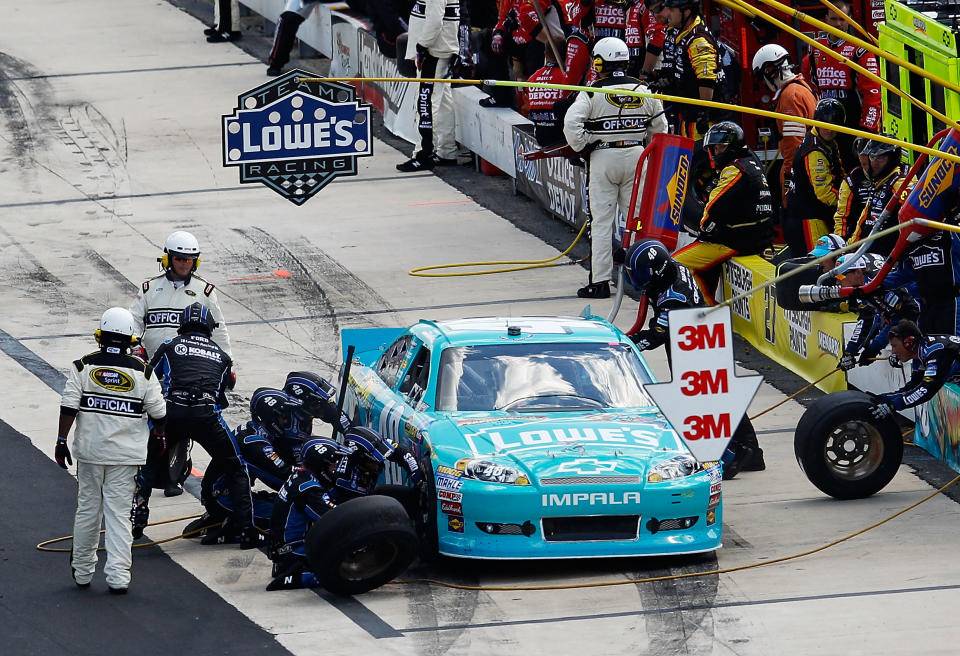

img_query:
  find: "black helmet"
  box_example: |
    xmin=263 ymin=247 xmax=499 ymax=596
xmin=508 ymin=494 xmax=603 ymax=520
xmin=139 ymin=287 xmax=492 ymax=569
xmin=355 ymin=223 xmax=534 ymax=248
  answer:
xmin=860 ymin=137 xmax=901 ymax=159
xmin=250 ymin=387 xmax=302 ymax=438
xmin=861 ymin=136 xmax=902 ymax=179
xmin=178 ymin=302 xmax=217 ymax=336
xmin=344 ymin=427 xmax=398 ymax=474
xmin=301 ymin=439 xmax=352 ymax=487
xmin=283 ymin=371 xmax=339 ymax=423
xmin=624 ymin=239 xmax=678 ymax=292
xmin=853 ymin=136 xmax=869 ymax=156
xmin=813 ymin=98 xmax=846 ymax=126
xmin=703 ymin=121 xmax=745 ymax=168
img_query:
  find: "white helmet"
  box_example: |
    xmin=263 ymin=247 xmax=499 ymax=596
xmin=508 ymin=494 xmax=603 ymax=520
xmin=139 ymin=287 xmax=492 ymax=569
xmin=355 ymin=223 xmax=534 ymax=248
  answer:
xmin=593 ymin=37 xmax=630 ymax=74
xmin=164 ymin=231 xmax=200 ymax=258
xmin=97 ymin=307 xmax=137 ymax=346
xmin=752 ymin=43 xmax=792 ymax=91
xmin=163 ymin=231 xmax=200 ymax=271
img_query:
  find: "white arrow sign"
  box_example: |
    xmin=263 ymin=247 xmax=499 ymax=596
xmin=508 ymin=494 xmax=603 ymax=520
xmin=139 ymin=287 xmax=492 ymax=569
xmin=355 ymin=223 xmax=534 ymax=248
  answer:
xmin=643 ymin=307 xmax=762 ymax=462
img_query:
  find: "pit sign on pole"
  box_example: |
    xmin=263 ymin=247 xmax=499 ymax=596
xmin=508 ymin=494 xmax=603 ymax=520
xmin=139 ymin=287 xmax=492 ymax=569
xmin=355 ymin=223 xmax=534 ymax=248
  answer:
xmin=644 ymin=307 xmax=762 ymax=462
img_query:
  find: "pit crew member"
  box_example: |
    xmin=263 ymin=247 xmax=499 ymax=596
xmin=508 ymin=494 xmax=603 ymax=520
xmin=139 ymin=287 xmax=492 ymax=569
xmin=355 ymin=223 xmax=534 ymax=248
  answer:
xmin=870 ymin=320 xmax=960 ymax=419
xmin=673 ymin=121 xmax=774 ymax=304
xmin=835 ymin=253 xmax=920 ymax=371
xmin=782 ymin=98 xmax=845 ymax=257
xmin=617 ymin=239 xmax=765 ymax=476
xmin=847 ymin=138 xmax=907 ymax=257
xmin=134 ymin=303 xmax=256 ymax=549
xmin=267 ymin=429 xmax=423 ymax=590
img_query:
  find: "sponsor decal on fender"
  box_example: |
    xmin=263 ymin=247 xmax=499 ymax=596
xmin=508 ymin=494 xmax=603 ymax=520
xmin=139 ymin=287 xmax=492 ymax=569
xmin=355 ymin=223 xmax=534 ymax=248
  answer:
xmin=436 ymin=465 xmax=462 ymax=477
xmin=447 ymin=515 xmax=465 ymax=532
xmin=436 ymin=474 xmax=463 ymax=491
xmin=440 ymin=501 xmax=463 ymax=515
xmin=438 ymin=489 xmax=462 ymax=502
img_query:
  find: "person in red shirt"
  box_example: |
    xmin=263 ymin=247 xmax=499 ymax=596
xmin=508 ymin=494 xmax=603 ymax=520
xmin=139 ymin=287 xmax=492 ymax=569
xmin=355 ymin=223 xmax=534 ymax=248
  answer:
xmin=801 ymin=0 xmax=881 ymax=171
xmin=519 ymin=43 xmax=570 ymax=146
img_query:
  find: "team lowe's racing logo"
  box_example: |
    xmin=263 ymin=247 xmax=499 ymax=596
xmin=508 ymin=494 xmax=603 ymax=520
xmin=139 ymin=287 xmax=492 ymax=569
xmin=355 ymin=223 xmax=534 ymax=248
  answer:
xmin=222 ymin=69 xmax=372 ymax=205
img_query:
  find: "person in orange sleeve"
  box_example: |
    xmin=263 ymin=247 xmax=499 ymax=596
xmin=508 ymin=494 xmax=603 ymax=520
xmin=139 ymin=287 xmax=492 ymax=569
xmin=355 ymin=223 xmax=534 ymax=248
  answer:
xmin=801 ymin=0 xmax=881 ymax=172
xmin=673 ymin=122 xmax=775 ymax=304
xmin=752 ymin=43 xmax=817 ymax=202
xmin=782 ymin=98 xmax=845 ymax=256
xmin=661 ymin=0 xmax=725 ymax=140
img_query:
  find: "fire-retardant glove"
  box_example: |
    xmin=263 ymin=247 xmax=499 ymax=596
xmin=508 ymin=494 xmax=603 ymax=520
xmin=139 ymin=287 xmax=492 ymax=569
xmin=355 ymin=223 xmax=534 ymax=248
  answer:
xmin=55 ymin=436 xmax=72 ymax=469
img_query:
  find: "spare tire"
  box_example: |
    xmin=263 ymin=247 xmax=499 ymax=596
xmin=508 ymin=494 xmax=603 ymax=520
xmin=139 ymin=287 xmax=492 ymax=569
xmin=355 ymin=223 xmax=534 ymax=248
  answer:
xmin=794 ymin=390 xmax=903 ymax=499
xmin=305 ymin=495 xmax=418 ymax=595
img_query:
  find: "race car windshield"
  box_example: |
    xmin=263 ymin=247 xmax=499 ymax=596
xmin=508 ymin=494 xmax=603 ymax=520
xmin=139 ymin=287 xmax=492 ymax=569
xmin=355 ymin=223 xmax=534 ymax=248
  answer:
xmin=435 ymin=342 xmax=655 ymax=411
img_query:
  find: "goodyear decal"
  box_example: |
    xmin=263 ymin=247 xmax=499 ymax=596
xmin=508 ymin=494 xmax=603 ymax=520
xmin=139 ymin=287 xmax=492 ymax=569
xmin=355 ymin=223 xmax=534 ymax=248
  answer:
xmin=90 ymin=368 xmax=135 ymax=392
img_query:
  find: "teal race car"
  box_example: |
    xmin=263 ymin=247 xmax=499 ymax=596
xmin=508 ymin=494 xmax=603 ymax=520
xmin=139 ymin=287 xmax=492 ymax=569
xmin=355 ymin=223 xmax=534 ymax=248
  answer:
xmin=340 ymin=315 xmax=722 ymax=559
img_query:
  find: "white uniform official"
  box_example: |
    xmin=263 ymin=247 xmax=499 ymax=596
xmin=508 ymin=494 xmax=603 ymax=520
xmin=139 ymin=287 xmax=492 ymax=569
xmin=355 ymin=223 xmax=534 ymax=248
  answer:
xmin=129 ymin=273 xmax=231 ymax=359
xmin=564 ymin=68 xmax=668 ymax=288
xmin=406 ymin=0 xmax=460 ymax=161
xmin=61 ymin=348 xmax=166 ymax=589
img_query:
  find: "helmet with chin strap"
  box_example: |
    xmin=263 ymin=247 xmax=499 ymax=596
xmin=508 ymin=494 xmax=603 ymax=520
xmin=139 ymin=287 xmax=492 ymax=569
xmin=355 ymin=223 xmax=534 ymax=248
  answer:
xmin=752 ymin=43 xmax=792 ymax=91
xmin=161 ymin=231 xmax=201 ymax=271
xmin=703 ymin=121 xmax=746 ymax=169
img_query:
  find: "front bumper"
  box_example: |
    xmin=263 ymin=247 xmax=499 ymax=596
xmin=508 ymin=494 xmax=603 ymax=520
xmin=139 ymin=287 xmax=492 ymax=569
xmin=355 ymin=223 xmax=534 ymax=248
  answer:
xmin=434 ymin=471 xmax=722 ymax=559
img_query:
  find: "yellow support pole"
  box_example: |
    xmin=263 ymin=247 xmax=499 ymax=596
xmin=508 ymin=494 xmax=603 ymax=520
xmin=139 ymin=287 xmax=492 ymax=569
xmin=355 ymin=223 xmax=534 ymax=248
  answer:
xmin=717 ymin=0 xmax=959 ymax=133
xmin=751 ymin=0 xmax=960 ymax=97
xmin=819 ymin=0 xmax=879 ymax=46
xmin=303 ymin=76 xmax=960 ymax=164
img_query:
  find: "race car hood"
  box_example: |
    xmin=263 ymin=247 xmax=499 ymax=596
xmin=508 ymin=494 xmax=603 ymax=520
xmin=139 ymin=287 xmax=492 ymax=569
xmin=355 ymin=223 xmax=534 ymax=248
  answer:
xmin=434 ymin=410 xmax=687 ymax=478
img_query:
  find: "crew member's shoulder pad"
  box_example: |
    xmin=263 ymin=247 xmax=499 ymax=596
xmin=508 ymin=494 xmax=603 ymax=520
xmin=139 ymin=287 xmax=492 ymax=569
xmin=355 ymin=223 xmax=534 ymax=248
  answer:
xmin=142 ymin=273 xmax=165 ymax=293
xmin=193 ymin=274 xmax=215 ymax=296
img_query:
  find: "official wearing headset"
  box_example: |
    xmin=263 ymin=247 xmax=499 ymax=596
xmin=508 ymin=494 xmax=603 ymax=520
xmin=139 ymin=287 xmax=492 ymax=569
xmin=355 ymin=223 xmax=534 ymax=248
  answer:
xmin=129 ymin=231 xmax=231 ymax=361
xmin=57 ymin=307 xmax=167 ymax=594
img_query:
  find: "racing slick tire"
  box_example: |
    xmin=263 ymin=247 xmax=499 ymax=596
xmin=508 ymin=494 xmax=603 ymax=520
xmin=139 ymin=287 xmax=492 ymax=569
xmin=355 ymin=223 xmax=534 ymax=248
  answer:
xmin=304 ymin=495 xmax=418 ymax=595
xmin=794 ymin=390 xmax=903 ymax=499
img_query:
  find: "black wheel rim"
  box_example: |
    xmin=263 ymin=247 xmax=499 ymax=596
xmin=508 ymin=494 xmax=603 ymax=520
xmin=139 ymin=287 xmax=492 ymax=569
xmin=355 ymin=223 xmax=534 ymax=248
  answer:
xmin=822 ymin=419 xmax=885 ymax=481
xmin=338 ymin=539 xmax=400 ymax=582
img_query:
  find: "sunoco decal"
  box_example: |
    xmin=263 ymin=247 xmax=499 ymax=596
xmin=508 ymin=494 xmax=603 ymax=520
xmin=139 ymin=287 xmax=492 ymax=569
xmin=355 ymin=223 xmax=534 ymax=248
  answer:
xmin=222 ymin=69 xmax=372 ymax=204
xmin=90 ymin=368 xmax=135 ymax=392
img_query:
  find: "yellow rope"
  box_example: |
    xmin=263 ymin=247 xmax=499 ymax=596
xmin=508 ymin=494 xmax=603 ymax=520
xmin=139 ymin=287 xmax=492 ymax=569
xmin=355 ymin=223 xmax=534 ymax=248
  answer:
xmin=36 ymin=513 xmax=215 ymax=552
xmin=408 ymin=214 xmax=589 ymax=277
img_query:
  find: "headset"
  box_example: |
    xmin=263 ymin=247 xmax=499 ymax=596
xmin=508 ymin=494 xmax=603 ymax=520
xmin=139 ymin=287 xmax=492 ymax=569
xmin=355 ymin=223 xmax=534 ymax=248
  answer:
xmin=159 ymin=252 xmax=201 ymax=271
xmin=94 ymin=330 xmax=139 ymax=347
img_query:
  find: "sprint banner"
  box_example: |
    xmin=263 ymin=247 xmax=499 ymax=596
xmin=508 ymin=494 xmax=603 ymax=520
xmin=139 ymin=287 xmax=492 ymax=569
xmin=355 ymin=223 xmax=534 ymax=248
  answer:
xmin=721 ymin=256 xmax=855 ymax=394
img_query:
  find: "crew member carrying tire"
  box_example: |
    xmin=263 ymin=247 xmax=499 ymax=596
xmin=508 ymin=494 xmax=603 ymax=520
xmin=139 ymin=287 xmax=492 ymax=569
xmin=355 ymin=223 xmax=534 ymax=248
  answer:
xmin=267 ymin=429 xmax=423 ymax=592
xmin=617 ymin=239 xmax=765 ymax=478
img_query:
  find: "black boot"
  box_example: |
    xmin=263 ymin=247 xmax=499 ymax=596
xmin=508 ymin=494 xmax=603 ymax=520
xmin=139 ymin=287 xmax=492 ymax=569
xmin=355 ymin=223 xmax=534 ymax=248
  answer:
xmin=131 ymin=501 xmax=149 ymax=539
xmin=577 ymin=281 xmax=610 ymax=299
